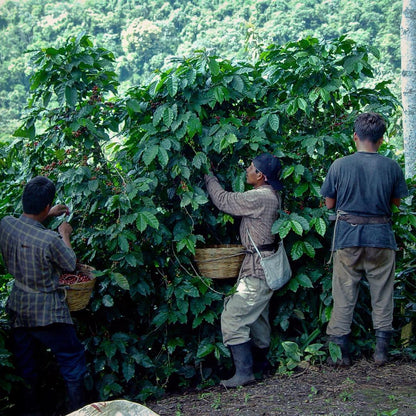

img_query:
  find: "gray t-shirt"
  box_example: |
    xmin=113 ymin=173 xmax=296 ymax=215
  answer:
xmin=320 ymin=152 xmax=408 ymax=250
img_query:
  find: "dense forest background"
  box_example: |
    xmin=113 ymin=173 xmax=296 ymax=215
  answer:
xmin=0 ymin=0 xmax=402 ymax=142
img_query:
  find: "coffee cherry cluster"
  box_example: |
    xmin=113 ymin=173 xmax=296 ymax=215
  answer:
xmin=72 ymin=126 xmax=88 ymax=138
xmin=89 ymin=85 xmax=102 ymax=104
xmin=60 ymin=272 xmax=91 ymax=285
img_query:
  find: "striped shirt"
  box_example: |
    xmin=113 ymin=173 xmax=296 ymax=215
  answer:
xmin=0 ymin=215 xmax=76 ymax=327
xmin=205 ymin=174 xmax=281 ymax=280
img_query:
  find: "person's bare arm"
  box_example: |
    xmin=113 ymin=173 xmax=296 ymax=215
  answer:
xmin=58 ymin=221 xmax=73 ymax=249
xmin=48 ymin=204 xmax=70 ymax=218
xmin=391 ymin=197 xmax=401 ymax=207
xmin=325 ymin=197 xmax=336 ymax=209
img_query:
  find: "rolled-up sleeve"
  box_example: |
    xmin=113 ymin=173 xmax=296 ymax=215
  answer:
xmin=49 ymin=234 xmax=77 ymax=272
xmin=204 ymin=174 xmax=260 ymax=217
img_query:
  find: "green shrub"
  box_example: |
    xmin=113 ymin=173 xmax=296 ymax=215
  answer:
xmin=0 ymin=33 xmax=414 ymax=405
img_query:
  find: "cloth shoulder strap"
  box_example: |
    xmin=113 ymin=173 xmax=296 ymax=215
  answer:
xmin=247 ymin=229 xmax=263 ymax=259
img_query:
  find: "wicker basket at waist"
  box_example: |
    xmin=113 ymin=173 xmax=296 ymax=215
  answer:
xmin=194 ymin=245 xmax=245 ymax=279
xmin=60 ymin=264 xmax=96 ymax=312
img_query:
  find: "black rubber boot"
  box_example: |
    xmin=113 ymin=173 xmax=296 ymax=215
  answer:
xmin=327 ymin=335 xmax=351 ymax=367
xmin=66 ymin=378 xmax=87 ymax=413
xmin=221 ymin=341 xmax=255 ymax=388
xmin=373 ymin=330 xmax=392 ymax=366
xmin=252 ymin=345 xmax=272 ymax=378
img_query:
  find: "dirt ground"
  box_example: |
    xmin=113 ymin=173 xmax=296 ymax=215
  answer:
xmin=147 ymin=358 xmax=416 ymax=416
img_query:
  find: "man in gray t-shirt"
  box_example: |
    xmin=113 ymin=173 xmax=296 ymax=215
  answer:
xmin=320 ymin=112 xmax=408 ymax=367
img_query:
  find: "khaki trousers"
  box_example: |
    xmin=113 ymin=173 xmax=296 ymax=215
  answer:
xmin=326 ymin=247 xmax=396 ymax=336
xmin=221 ymin=275 xmax=274 ymax=347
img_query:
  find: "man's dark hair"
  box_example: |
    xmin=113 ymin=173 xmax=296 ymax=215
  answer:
xmin=354 ymin=112 xmax=386 ymax=144
xmin=22 ymin=176 xmax=55 ymax=215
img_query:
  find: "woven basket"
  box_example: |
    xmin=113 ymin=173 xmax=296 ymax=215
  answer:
xmin=194 ymin=244 xmax=245 ymax=279
xmin=61 ymin=264 xmax=96 ymax=312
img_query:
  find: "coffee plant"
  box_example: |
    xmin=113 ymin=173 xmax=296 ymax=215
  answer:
xmin=0 ymin=33 xmax=414 ymax=409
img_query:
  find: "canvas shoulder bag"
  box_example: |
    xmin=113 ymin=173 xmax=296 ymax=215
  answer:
xmin=247 ymin=230 xmax=292 ymax=291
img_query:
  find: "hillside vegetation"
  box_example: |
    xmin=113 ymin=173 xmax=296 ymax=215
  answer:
xmin=0 ymin=0 xmax=402 ymax=141
xmin=0 ymin=32 xmax=414 ymax=413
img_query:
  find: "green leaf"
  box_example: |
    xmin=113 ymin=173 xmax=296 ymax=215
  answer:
xmin=44 ymin=47 xmax=60 ymax=55
xmin=296 ymin=273 xmax=314 ymax=288
xmin=132 ymin=351 xmax=153 ymax=369
xmin=343 ymin=56 xmax=359 ymax=74
xmin=297 ymin=97 xmax=308 ymax=111
xmin=303 ymin=241 xmax=316 ymax=258
xmin=177 ymin=235 xmax=196 ymax=254
xmin=197 ymin=342 xmax=215 ymax=358
xmin=213 ymin=86 xmax=225 ymax=104
xmin=158 ymin=146 xmax=169 ymax=167
xmin=268 ymin=113 xmax=280 ymax=131
xmin=122 ymin=361 xmax=135 ymax=382
xmin=125 ymin=254 xmax=137 ymax=267
xmin=304 ymin=343 xmax=324 ymax=354
xmin=88 ymin=180 xmax=99 ymax=192
xmin=294 ymin=183 xmax=308 ymax=197
xmin=291 ymin=241 xmax=304 ymax=260
xmin=164 ymin=107 xmax=174 ymax=127
xmin=102 ymin=294 xmax=114 ymax=307
xmin=167 ymin=75 xmax=178 ymax=97
xmin=289 ymin=213 xmax=310 ymax=230
xmin=314 ymin=218 xmax=327 ymax=236
xmin=111 ymin=272 xmax=130 ymax=290
xmin=232 ymin=75 xmax=244 ymax=92
xmin=142 ymin=145 xmax=159 ymax=166
xmin=208 ymin=57 xmax=220 ymax=76
xmin=287 ymin=278 xmax=300 ymax=292
xmin=136 ymin=213 xmax=148 ymax=232
xmin=232 ymin=171 xmax=246 ymax=192
xmin=309 ymin=182 xmax=321 ymax=197
xmin=13 ymin=125 xmax=35 ymax=139
xmin=402 ymin=213 xmax=416 ymax=227
xmin=329 ymin=342 xmax=342 ymax=362
xmin=287 ymin=99 xmax=298 ymax=115
xmin=219 ymin=133 xmax=237 ymax=151
xmin=282 ymin=341 xmax=301 ymax=361
xmin=187 ymin=115 xmax=202 ymax=139
xmin=282 ymin=165 xmax=295 ymax=179
xmin=153 ymin=105 xmax=166 ymax=126
xmin=192 ymin=152 xmax=207 ymax=169
xmin=277 ymin=220 xmax=292 ymax=239
xmin=65 ymin=86 xmax=77 ymax=107
xmin=152 ymin=305 xmax=169 ymax=327
xmin=126 ymin=99 xmax=141 ymax=112
xmin=43 ymin=91 xmax=52 ymax=107
xmin=167 ymin=337 xmax=185 ymax=354
xmin=143 ymin=211 xmax=159 ymax=229
xmin=136 ymin=211 xmax=159 ymax=232
xmin=290 ymin=220 xmax=304 ymax=236
xmin=319 ymin=87 xmax=331 ymax=103
xmin=118 ymin=234 xmax=129 ymax=252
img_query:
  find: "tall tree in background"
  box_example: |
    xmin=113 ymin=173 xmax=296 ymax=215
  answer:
xmin=401 ymin=0 xmax=416 ymax=178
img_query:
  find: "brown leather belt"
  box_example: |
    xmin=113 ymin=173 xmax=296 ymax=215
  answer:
xmin=256 ymin=243 xmax=276 ymax=251
xmin=330 ymin=214 xmax=391 ymax=224
xmin=246 ymin=243 xmax=275 ymax=253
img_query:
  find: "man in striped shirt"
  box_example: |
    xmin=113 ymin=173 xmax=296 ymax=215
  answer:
xmin=0 ymin=176 xmax=87 ymax=415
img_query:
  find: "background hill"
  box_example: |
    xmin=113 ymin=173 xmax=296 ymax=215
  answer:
xmin=0 ymin=0 xmax=402 ymax=141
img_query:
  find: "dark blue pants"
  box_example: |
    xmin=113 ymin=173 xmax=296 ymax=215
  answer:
xmin=12 ymin=323 xmax=87 ymax=384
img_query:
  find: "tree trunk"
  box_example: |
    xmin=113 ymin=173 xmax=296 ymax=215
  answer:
xmin=401 ymin=0 xmax=416 ymax=179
